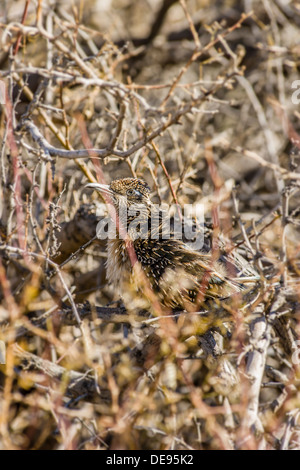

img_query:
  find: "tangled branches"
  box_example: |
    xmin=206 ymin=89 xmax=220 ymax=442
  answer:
xmin=0 ymin=0 xmax=300 ymax=451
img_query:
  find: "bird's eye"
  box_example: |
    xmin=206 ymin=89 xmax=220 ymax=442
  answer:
xmin=127 ymin=188 xmax=141 ymax=198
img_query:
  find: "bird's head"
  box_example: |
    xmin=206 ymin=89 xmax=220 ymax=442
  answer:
xmin=86 ymin=178 xmax=152 ymax=227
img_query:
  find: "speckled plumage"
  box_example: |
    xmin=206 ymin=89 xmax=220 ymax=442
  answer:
xmin=87 ymin=178 xmax=257 ymax=310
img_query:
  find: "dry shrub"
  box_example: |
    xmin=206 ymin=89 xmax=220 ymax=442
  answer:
xmin=0 ymin=0 xmax=299 ymax=450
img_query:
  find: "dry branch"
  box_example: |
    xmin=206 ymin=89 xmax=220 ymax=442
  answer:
xmin=12 ymin=344 xmax=110 ymax=401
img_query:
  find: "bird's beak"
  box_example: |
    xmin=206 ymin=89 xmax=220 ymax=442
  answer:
xmin=85 ymin=183 xmax=112 ymax=195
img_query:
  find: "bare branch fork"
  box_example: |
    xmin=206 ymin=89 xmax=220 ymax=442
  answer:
xmin=20 ymin=71 xmax=239 ymax=162
xmin=12 ymin=344 xmax=109 ymax=401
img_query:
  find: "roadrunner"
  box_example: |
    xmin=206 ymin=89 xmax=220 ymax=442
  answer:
xmin=86 ymin=178 xmax=258 ymax=311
